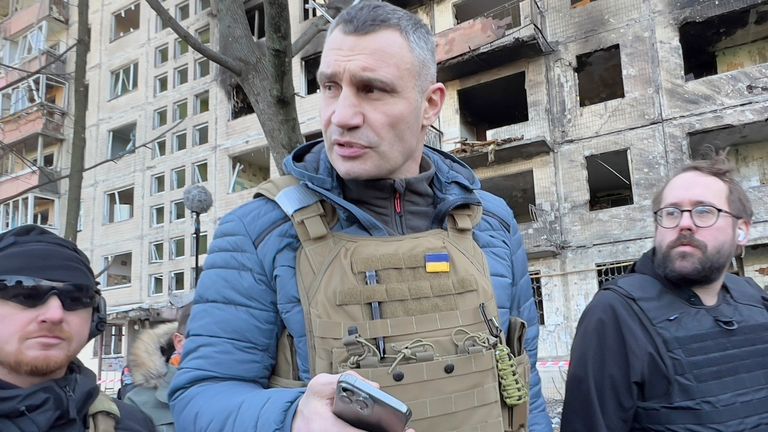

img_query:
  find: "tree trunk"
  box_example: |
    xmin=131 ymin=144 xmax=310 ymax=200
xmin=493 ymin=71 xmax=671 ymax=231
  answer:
xmin=64 ymin=0 xmax=89 ymax=241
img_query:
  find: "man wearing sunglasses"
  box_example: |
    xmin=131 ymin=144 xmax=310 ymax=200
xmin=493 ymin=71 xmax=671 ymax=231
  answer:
xmin=0 ymin=225 xmax=154 ymax=431
xmin=561 ymin=155 xmax=768 ymax=431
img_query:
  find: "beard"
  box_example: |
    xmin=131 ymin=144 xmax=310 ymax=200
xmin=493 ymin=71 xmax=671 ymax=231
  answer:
xmin=654 ymin=233 xmax=734 ymax=287
xmin=0 ymin=328 xmax=77 ymax=379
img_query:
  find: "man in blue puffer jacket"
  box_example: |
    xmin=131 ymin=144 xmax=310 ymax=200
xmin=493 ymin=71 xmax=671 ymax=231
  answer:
xmin=169 ymin=2 xmax=551 ymax=431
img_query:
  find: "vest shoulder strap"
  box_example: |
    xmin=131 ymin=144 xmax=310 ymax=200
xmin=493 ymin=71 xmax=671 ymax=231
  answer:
xmin=254 ymin=175 xmax=335 ymax=241
xmin=88 ymin=392 xmax=119 ymax=432
xmin=724 ymin=273 xmax=768 ymax=308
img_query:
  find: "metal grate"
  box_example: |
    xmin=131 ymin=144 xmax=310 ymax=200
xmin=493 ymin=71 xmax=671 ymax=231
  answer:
xmin=595 ymin=260 xmax=634 ymax=288
xmin=529 ymin=271 xmax=545 ymax=325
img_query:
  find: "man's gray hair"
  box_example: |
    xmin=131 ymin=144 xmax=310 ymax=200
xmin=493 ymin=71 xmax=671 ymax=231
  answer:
xmin=328 ymin=1 xmax=436 ymax=92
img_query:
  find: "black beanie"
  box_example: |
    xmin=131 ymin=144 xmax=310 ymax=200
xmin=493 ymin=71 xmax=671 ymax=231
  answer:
xmin=0 ymin=224 xmax=96 ymax=287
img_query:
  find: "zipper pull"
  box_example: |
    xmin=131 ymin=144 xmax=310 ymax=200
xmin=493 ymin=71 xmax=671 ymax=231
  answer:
xmin=394 ymin=191 xmax=402 ymax=215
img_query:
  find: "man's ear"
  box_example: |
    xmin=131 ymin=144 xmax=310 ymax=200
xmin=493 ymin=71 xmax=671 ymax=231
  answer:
xmin=173 ymin=332 xmax=186 ymax=354
xmin=422 ymin=83 xmax=446 ymax=128
xmin=736 ymin=220 xmax=751 ymax=245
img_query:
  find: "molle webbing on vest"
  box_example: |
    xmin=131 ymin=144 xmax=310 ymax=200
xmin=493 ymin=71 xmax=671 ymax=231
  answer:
xmin=606 ymin=273 xmax=768 ymax=431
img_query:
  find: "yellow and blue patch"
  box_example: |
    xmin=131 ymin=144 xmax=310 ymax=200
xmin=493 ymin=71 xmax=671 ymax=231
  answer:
xmin=425 ymin=252 xmax=450 ymax=273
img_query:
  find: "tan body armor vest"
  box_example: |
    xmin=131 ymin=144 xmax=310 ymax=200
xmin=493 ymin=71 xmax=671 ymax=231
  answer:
xmin=259 ymin=177 xmax=530 ymax=432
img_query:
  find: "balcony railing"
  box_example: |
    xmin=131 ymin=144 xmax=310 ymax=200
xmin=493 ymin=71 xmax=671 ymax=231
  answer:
xmin=0 ymin=0 xmax=68 ymax=39
xmin=0 ymin=104 xmax=66 ymax=144
xmin=436 ymin=0 xmax=550 ymax=81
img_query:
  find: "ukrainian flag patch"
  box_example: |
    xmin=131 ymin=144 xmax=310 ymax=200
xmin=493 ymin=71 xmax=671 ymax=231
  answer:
xmin=425 ymin=252 xmax=450 ymax=273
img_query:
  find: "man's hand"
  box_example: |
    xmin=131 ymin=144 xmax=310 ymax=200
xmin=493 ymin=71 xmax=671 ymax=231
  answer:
xmin=291 ymin=372 xmax=414 ymax=432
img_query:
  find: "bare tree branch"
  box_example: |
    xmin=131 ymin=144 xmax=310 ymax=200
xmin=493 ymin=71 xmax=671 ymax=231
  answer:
xmin=0 ymin=120 xmax=184 ymax=206
xmin=291 ymin=16 xmax=329 ymax=55
xmin=144 ymin=0 xmax=244 ymax=76
xmin=0 ymin=43 xmax=76 ymax=93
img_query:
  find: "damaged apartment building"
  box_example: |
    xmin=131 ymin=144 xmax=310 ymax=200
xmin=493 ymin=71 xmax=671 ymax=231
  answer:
xmin=5 ymin=0 xmax=764 ymax=392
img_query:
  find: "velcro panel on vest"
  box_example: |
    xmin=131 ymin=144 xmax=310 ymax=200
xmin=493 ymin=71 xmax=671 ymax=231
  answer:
xmin=337 ymin=276 xmax=478 ymax=305
xmin=351 ymin=253 xmax=425 ymax=272
xmin=313 ymin=305 xmax=486 ymax=339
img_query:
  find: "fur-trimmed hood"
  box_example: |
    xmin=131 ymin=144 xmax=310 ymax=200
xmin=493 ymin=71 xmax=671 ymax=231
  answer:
xmin=129 ymin=322 xmax=176 ymax=388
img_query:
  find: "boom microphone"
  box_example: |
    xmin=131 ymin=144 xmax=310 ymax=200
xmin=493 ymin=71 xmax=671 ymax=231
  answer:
xmin=183 ymin=184 xmax=213 ymax=214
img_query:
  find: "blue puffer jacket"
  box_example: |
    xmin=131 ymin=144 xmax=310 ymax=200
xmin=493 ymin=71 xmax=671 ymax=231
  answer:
xmin=169 ymin=141 xmax=552 ymax=432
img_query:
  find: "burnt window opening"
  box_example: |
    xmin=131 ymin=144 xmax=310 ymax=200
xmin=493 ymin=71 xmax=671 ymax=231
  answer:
xmin=576 ymin=44 xmax=625 ymax=107
xmin=586 ymin=149 xmax=633 ymax=211
xmin=529 ymin=271 xmax=545 ymax=325
xmin=303 ymin=53 xmax=321 ymax=95
xmin=229 ymin=147 xmax=271 ymax=193
xmin=482 ymin=170 xmax=535 ymax=223
xmin=230 ymin=84 xmax=255 ymax=119
xmin=112 ymin=3 xmax=140 ymax=40
xmin=454 ymin=0 xmax=521 ymax=28
xmin=596 ymin=260 xmax=633 ymax=288
xmin=108 ymin=123 xmax=136 ymax=159
xmin=679 ymin=5 xmax=768 ymax=81
xmin=688 ymin=121 xmax=768 ymax=187
xmin=458 ymin=71 xmax=528 ymax=142
xmin=245 ymin=2 xmax=266 ymax=40
xmin=571 ymin=0 xmax=597 ymax=8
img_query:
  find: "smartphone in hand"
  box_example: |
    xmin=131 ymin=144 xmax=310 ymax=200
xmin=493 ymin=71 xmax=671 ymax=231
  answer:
xmin=332 ymin=374 xmax=412 ymax=432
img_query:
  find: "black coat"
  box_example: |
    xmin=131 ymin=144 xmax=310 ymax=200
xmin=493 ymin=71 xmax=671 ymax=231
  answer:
xmin=0 ymin=361 xmax=154 ymax=431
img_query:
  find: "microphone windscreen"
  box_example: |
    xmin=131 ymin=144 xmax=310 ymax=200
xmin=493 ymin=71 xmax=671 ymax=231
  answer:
xmin=183 ymin=184 xmax=213 ymax=214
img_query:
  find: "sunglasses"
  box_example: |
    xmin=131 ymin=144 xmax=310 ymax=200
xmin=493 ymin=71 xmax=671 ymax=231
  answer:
xmin=0 ymin=275 xmax=99 ymax=311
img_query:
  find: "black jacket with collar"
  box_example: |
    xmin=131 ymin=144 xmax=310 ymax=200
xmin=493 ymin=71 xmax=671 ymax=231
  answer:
xmin=0 ymin=361 xmax=154 ymax=431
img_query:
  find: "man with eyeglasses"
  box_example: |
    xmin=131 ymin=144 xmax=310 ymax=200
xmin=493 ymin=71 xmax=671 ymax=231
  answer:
xmin=561 ymin=156 xmax=768 ymax=431
xmin=0 ymin=225 xmax=154 ymax=431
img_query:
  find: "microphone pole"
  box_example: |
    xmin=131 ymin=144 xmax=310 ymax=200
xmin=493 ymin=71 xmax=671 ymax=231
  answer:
xmin=183 ymin=184 xmax=213 ymax=286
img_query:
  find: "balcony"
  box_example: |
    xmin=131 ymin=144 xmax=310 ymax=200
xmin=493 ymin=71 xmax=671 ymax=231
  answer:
xmin=0 ymin=165 xmax=60 ymax=198
xmin=0 ymin=47 xmax=67 ymax=86
xmin=450 ymin=135 xmax=551 ymax=170
xmin=436 ymin=0 xmax=550 ymax=82
xmin=0 ymin=105 xmax=66 ymax=144
xmin=0 ymin=0 xmax=68 ymax=39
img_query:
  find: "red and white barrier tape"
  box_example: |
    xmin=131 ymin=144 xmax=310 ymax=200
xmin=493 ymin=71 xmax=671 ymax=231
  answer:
xmin=536 ymin=361 xmax=570 ymax=369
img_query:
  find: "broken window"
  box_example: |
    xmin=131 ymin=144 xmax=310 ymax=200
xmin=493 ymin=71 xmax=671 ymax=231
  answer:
xmin=0 ymin=75 xmax=67 ymax=115
xmin=99 ymin=324 xmax=124 ymax=355
xmin=458 ymin=72 xmax=528 ymax=142
xmin=150 ymin=241 xmax=164 ymax=262
xmin=194 ymin=124 xmax=209 ymax=146
xmin=154 ymin=107 xmax=168 ymax=129
xmin=175 ymin=38 xmax=189 ymax=58
xmin=32 ymin=196 xmax=55 ymax=227
xmin=529 ymin=271 xmax=545 ymax=325
xmin=173 ymin=100 xmax=188 ymax=121
xmin=454 ymin=0 xmax=521 ymax=28
xmin=596 ymin=260 xmax=633 ymax=288
xmin=110 ymin=62 xmax=138 ymax=99
xmin=0 ymin=194 xmax=56 ymax=232
xmin=176 ymin=1 xmax=190 ymax=21
xmin=302 ymin=0 xmax=317 ymax=21
xmin=174 ymin=65 xmax=189 ymax=87
xmin=171 ymin=236 xmax=186 ymax=259
xmin=482 ymin=170 xmax=535 ymax=223
xmin=172 ymin=167 xmax=186 ymax=190
xmin=150 ymin=274 xmax=164 ymax=295
xmin=303 ymin=53 xmax=321 ymax=95
xmin=152 ymin=139 xmax=167 ymax=159
xmin=151 ymin=173 xmax=165 ymax=194
xmin=197 ymin=26 xmax=210 ymax=45
xmin=229 ymin=148 xmax=270 ymax=193
xmin=680 ymin=5 xmax=768 ymax=80
xmin=173 ymin=131 xmax=187 ymax=152
xmin=102 ymin=252 xmax=132 ymax=288
xmin=0 ymin=196 xmax=28 ymax=231
xmin=193 ymin=161 xmax=208 ymax=183
xmin=155 ymin=44 xmax=169 ymax=66
xmin=688 ymin=121 xmax=768 ymax=187
xmin=108 ymin=123 xmax=136 ymax=159
xmin=571 ymin=0 xmax=597 ymax=8
xmin=230 ymin=84 xmax=255 ymax=119
xmin=586 ymin=149 xmax=633 ymax=211
xmin=171 ymin=270 xmax=185 ymax=292
xmin=151 ymin=204 xmax=165 ymax=226
xmin=112 ymin=3 xmax=140 ymax=40
xmin=576 ymin=45 xmax=624 ymax=107
xmin=155 ymin=74 xmax=168 ymax=95
xmin=104 ymin=187 xmax=134 ymax=223
xmin=10 ymin=22 xmax=46 ymax=65
xmin=194 ymin=91 xmax=209 ymax=114
xmin=245 ymin=2 xmax=267 ymax=39
xmin=195 ymin=58 xmax=210 ymax=79
xmin=171 ymin=199 xmax=186 ymax=221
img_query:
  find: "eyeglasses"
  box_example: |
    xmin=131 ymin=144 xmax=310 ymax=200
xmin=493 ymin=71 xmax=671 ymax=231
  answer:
xmin=0 ymin=275 xmax=98 ymax=311
xmin=654 ymin=205 xmax=741 ymax=229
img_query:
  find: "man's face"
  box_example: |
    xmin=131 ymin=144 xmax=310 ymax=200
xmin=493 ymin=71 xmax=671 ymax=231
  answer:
xmin=0 ymin=296 xmax=91 ymax=387
xmin=318 ymin=29 xmax=445 ymax=180
xmin=653 ymin=171 xmax=746 ymax=287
